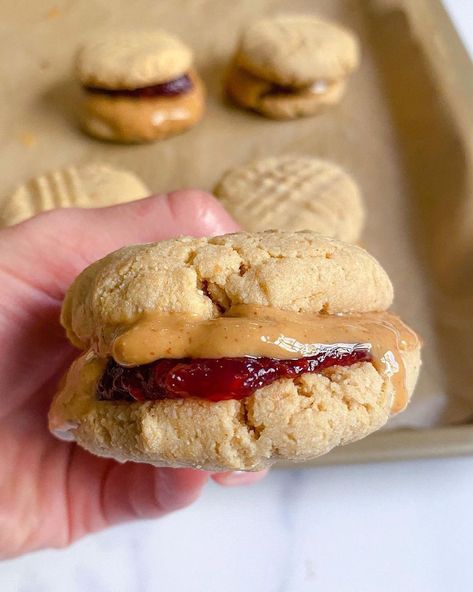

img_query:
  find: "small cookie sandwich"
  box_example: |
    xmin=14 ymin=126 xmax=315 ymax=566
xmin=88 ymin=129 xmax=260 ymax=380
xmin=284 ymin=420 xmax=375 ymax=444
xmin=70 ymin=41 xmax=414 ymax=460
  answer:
xmin=214 ymin=155 xmax=364 ymax=242
xmin=226 ymin=15 xmax=360 ymax=119
xmin=0 ymin=163 xmax=150 ymax=226
xmin=49 ymin=231 xmax=421 ymax=471
xmin=76 ymin=31 xmax=205 ymax=142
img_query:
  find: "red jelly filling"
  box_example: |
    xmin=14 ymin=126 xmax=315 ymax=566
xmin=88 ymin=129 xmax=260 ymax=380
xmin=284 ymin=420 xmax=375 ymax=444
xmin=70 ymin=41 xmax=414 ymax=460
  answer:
xmin=85 ymin=74 xmax=193 ymax=98
xmin=97 ymin=344 xmax=371 ymax=403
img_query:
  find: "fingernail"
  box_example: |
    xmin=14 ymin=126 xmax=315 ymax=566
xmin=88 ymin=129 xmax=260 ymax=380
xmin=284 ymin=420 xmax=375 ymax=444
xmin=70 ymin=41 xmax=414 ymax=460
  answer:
xmin=212 ymin=469 xmax=269 ymax=486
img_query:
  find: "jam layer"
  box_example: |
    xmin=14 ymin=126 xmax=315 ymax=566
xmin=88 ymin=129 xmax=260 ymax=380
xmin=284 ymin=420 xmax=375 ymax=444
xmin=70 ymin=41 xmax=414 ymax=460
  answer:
xmin=97 ymin=343 xmax=372 ymax=403
xmin=84 ymin=74 xmax=193 ymax=98
xmin=262 ymin=80 xmax=329 ymax=98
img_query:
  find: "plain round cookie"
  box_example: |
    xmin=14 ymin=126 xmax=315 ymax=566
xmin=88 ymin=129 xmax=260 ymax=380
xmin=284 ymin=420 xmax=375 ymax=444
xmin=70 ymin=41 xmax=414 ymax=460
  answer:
xmin=49 ymin=346 xmax=420 ymax=471
xmin=214 ymin=156 xmax=364 ymax=241
xmin=236 ymin=15 xmax=360 ymax=86
xmin=61 ymin=230 xmax=393 ymax=352
xmin=76 ymin=30 xmax=193 ymax=89
xmin=0 ymin=163 xmax=150 ymax=227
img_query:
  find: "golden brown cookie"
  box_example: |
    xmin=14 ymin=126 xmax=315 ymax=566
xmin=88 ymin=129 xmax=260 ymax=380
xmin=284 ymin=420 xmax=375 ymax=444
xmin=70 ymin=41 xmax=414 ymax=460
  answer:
xmin=49 ymin=231 xmax=421 ymax=471
xmin=76 ymin=31 xmax=193 ymax=90
xmin=226 ymin=15 xmax=359 ymax=119
xmin=60 ymin=231 xmax=393 ymax=350
xmin=0 ymin=163 xmax=150 ymax=226
xmin=214 ymin=156 xmax=364 ymax=242
xmin=76 ymin=31 xmax=205 ymax=143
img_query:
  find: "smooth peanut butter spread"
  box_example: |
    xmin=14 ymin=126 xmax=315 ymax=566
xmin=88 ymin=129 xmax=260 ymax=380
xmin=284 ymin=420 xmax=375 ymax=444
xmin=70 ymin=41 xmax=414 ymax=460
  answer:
xmin=104 ymin=305 xmax=419 ymax=413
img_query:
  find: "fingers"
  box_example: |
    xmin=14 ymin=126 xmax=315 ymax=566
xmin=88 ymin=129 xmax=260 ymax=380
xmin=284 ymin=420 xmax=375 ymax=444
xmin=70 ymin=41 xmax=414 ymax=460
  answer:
xmin=101 ymin=463 xmax=209 ymax=522
xmin=211 ymin=469 xmax=269 ymax=486
xmin=69 ymin=189 xmax=240 ymax=250
xmin=98 ymin=464 xmax=267 ymax=527
xmin=0 ymin=191 xmax=239 ymax=299
xmin=66 ymin=446 xmax=268 ymax=544
xmin=66 ymin=449 xmax=210 ymax=543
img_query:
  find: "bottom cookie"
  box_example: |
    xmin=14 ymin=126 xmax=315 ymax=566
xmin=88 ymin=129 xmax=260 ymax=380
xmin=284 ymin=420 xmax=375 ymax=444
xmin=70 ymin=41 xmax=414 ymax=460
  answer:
xmin=226 ymin=64 xmax=346 ymax=119
xmin=50 ymin=349 xmax=420 ymax=471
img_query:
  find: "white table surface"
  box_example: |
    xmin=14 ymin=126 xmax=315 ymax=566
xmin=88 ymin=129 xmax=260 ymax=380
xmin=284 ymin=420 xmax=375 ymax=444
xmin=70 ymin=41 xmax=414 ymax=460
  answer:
xmin=2 ymin=1 xmax=473 ymax=591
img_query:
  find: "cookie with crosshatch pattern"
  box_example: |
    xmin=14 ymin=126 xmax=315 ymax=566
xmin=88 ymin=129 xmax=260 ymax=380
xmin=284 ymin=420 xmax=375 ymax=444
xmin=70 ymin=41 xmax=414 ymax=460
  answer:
xmin=214 ymin=155 xmax=364 ymax=243
xmin=1 ymin=163 xmax=150 ymax=226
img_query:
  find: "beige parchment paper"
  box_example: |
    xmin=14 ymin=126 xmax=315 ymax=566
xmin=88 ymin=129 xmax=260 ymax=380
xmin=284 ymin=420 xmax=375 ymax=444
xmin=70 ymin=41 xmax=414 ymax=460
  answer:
xmin=1 ymin=0 xmax=472 ymax=431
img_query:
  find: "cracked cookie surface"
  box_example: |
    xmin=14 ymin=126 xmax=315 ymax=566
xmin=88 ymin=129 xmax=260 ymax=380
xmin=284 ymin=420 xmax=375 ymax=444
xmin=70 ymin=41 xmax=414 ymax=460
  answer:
xmin=50 ymin=352 xmax=409 ymax=470
xmin=61 ymin=230 xmax=393 ymax=352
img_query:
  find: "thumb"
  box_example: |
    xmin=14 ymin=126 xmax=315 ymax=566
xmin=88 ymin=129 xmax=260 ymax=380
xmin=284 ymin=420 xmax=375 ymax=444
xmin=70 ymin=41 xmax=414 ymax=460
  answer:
xmin=0 ymin=190 xmax=239 ymax=299
xmin=73 ymin=189 xmax=241 ymax=249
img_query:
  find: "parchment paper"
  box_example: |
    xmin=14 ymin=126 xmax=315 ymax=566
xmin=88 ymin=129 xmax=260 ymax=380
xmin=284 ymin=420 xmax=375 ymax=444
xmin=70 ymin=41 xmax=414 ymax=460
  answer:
xmin=1 ymin=0 xmax=472 ymax=430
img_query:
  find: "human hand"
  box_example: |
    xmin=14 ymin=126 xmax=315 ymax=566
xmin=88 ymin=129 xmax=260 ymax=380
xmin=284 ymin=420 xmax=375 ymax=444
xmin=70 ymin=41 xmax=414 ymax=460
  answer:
xmin=0 ymin=191 xmax=267 ymax=559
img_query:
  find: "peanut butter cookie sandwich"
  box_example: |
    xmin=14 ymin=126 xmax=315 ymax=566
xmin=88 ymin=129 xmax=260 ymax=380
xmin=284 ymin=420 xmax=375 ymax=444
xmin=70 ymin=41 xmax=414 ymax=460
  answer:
xmin=49 ymin=231 xmax=421 ymax=471
xmin=76 ymin=30 xmax=205 ymax=142
xmin=226 ymin=15 xmax=360 ymax=119
xmin=214 ymin=155 xmax=364 ymax=242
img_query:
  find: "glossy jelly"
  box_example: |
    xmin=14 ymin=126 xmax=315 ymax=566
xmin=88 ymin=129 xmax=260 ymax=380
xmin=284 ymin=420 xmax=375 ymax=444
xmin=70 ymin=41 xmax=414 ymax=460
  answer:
xmin=85 ymin=74 xmax=193 ymax=98
xmin=97 ymin=344 xmax=372 ymax=403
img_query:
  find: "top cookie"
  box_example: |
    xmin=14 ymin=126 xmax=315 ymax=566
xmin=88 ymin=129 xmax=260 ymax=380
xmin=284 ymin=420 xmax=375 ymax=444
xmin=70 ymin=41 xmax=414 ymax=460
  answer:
xmin=214 ymin=156 xmax=364 ymax=242
xmin=61 ymin=230 xmax=393 ymax=351
xmin=76 ymin=30 xmax=193 ymax=89
xmin=236 ymin=15 xmax=360 ymax=86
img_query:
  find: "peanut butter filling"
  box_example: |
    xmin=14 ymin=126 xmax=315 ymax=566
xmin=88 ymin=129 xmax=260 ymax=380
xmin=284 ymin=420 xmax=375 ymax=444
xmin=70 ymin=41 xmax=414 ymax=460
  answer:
xmin=81 ymin=69 xmax=204 ymax=140
xmin=227 ymin=64 xmax=341 ymax=107
xmin=109 ymin=305 xmax=419 ymax=413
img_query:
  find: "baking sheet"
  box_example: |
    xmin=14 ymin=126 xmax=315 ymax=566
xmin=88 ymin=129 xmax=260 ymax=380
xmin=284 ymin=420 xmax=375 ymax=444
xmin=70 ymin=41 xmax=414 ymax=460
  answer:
xmin=1 ymin=0 xmax=472 ymax=460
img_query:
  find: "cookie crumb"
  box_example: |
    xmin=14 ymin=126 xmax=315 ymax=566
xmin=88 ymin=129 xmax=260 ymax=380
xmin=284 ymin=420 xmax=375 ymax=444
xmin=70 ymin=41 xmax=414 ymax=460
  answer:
xmin=18 ymin=132 xmax=37 ymax=148
xmin=304 ymin=559 xmax=316 ymax=581
xmin=45 ymin=7 xmax=61 ymax=20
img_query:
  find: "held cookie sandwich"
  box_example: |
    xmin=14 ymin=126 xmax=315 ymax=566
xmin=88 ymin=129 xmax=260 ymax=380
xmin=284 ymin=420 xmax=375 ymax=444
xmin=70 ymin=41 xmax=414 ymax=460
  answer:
xmin=49 ymin=231 xmax=421 ymax=471
xmin=226 ymin=15 xmax=360 ymax=119
xmin=0 ymin=163 xmax=149 ymax=226
xmin=214 ymin=156 xmax=364 ymax=242
xmin=76 ymin=31 xmax=205 ymax=142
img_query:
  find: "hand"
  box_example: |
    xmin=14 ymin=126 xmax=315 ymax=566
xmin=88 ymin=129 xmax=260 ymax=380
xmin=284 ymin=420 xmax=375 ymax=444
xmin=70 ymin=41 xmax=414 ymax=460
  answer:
xmin=0 ymin=191 xmax=267 ymax=559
